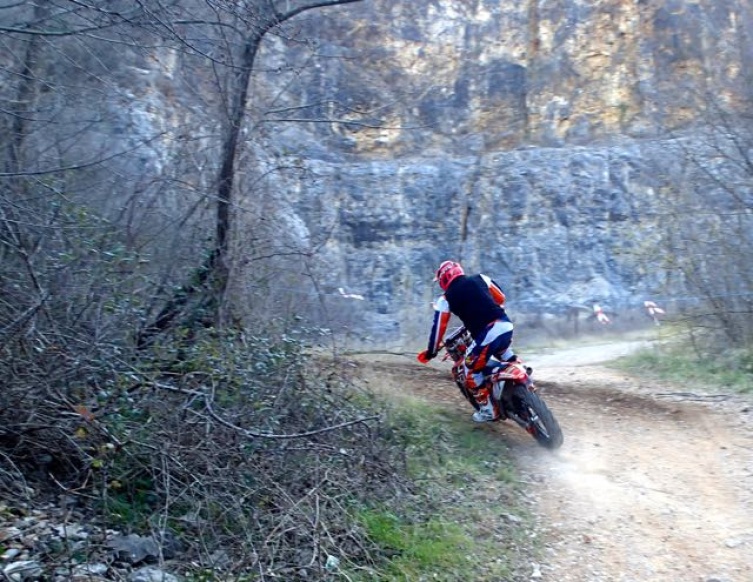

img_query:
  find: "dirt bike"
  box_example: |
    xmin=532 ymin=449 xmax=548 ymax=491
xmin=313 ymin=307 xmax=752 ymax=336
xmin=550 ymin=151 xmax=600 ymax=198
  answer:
xmin=441 ymin=326 xmax=564 ymax=450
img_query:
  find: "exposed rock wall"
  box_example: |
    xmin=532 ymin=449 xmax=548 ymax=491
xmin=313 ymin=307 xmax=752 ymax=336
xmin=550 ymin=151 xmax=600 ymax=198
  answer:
xmin=268 ymin=138 xmax=676 ymax=335
xmin=261 ymin=0 xmax=752 ymax=153
xmin=243 ymin=0 xmax=753 ymax=333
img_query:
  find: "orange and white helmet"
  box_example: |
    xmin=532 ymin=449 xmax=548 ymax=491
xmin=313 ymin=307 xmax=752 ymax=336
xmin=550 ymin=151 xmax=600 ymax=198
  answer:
xmin=434 ymin=260 xmax=464 ymax=291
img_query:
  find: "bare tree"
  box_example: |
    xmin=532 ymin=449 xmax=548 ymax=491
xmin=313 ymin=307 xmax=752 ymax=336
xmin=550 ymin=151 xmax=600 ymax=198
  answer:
xmin=0 ymin=7 xmax=415 ymax=578
xmin=651 ymin=99 xmax=753 ymax=348
xmin=135 ymin=0 xmax=365 ymax=347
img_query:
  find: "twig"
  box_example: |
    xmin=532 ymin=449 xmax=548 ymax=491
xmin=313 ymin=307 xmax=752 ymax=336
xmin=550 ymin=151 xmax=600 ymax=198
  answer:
xmin=340 ymin=350 xmax=414 ymax=358
xmin=655 ymin=392 xmax=733 ymax=401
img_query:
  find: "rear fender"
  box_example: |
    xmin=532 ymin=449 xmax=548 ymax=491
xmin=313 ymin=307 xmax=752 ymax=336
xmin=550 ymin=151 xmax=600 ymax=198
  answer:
xmin=491 ymin=363 xmax=535 ymax=412
xmin=490 ymin=361 xmax=530 ymax=384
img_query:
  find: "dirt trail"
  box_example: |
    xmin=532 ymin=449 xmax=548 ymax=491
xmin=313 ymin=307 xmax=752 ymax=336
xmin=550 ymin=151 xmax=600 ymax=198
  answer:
xmin=351 ymin=341 xmax=753 ymax=582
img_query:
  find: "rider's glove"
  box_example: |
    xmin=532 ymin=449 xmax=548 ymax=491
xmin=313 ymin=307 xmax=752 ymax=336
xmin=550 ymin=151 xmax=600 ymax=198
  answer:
xmin=417 ymin=350 xmax=434 ymax=364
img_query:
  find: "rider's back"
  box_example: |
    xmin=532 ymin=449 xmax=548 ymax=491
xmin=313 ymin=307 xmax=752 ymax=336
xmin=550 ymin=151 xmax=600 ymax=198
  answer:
xmin=444 ymin=274 xmax=508 ymax=337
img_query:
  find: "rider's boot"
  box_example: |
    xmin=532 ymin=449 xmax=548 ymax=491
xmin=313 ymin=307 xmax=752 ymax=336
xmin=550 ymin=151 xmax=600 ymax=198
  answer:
xmin=471 ymin=383 xmax=499 ymax=423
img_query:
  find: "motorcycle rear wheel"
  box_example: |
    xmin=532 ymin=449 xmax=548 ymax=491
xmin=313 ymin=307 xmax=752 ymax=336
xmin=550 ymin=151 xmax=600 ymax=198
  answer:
xmin=512 ymin=383 xmax=564 ymax=450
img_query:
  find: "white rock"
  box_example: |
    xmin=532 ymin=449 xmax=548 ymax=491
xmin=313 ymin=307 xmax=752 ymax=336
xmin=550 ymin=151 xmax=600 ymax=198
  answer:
xmin=130 ymin=567 xmax=179 ymax=582
xmin=3 ymin=560 xmax=43 ymax=581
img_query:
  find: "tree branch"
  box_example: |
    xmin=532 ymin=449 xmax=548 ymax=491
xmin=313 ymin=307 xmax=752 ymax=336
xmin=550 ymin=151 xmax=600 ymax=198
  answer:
xmin=203 ymin=387 xmax=378 ymax=440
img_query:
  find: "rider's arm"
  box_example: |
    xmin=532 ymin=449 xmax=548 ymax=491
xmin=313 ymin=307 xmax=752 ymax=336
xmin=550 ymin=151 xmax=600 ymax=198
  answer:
xmin=481 ymin=274 xmax=506 ymax=306
xmin=418 ymin=295 xmax=452 ymax=364
xmin=421 ymin=296 xmax=451 ymax=360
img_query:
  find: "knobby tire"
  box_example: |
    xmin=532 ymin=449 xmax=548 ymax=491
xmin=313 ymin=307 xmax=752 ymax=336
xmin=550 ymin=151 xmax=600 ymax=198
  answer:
xmin=512 ymin=383 xmax=564 ymax=450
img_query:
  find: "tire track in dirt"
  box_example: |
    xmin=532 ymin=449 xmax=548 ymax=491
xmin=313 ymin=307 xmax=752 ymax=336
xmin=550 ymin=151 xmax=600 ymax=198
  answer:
xmin=525 ymin=375 xmax=753 ymax=582
xmin=350 ymin=344 xmax=753 ymax=582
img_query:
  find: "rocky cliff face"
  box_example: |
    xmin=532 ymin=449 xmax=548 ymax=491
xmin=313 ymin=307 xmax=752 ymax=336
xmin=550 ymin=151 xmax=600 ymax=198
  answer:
xmin=244 ymin=0 xmax=753 ymax=334
xmin=262 ymin=0 xmax=752 ymax=152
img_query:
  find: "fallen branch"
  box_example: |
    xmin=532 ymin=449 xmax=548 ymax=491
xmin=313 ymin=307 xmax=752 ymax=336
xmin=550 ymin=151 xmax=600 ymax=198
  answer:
xmin=203 ymin=388 xmax=379 ymax=440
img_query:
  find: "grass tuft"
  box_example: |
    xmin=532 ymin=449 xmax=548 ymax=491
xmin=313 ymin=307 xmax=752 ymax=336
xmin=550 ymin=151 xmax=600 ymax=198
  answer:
xmin=613 ymin=341 xmax=753 ymax=394
xmin=346 ymin=395 xmax=535 ymax=581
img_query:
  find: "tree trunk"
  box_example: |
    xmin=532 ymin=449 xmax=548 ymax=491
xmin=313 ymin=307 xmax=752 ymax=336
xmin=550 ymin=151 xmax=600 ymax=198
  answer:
xmin=137 ymin=0 xmax=365 ymax=345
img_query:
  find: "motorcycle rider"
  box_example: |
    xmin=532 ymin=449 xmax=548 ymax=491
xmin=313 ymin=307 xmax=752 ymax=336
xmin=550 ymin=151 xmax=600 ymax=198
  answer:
xmin=417 ymin=260 xmax=515 ymax=422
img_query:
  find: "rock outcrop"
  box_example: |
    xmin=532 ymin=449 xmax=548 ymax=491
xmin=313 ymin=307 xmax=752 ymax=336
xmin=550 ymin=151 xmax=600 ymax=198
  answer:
xmin=243 ymin=0 xmax=752 ymax=331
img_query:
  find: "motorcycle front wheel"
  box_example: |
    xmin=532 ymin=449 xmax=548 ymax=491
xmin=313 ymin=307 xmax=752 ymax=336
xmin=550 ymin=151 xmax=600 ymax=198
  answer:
xmin=452 ymin=365 xmax=480 ymax=411
xmin=511 ymin=383 xmax=564 ymax=450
